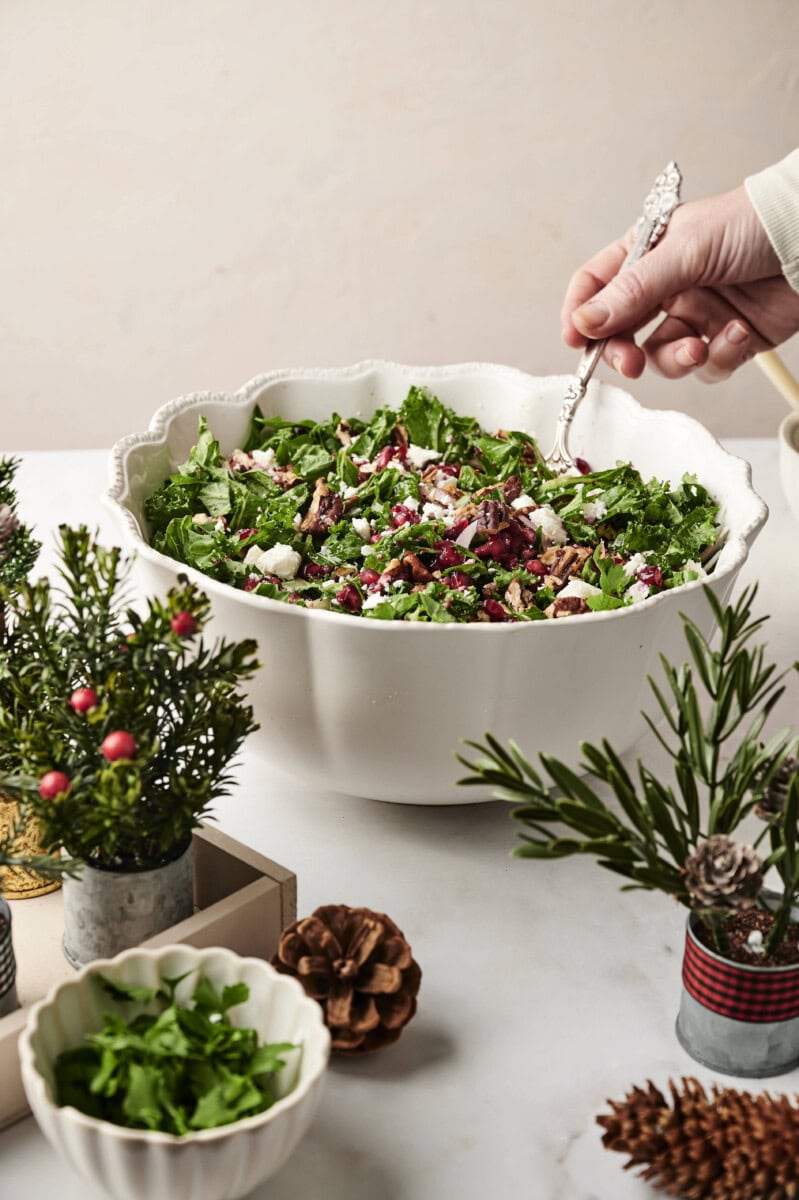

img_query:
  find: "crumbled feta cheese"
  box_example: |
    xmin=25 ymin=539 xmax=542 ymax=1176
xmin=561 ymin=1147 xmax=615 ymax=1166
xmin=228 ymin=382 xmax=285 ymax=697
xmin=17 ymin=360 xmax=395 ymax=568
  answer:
xmin=406 ymin=443 xmax=442 ymax=470
xmin=246 ymin=543 xmax=302 ymax=580
xmin=582 ymin=499 xmax=607 ymax=523
xmin=586 ymin=487 xmax=603 ymax=497
xmin=360 ymin=544 xmax=373 ymax=556
xmin=557 ymin=579 xmax=603 ymax=600
xmin=402 ymin=496 xmax=420 ymax=512
xmin=292 ymin=512 xmax=302 ymax=529
xmin=192 ymin=512 xmax=212 ymax=525
xmin=362 ymin=592 xmax=385 ymax=610
xmin=214 ymin=517 xmax=227 ymax=532
xmin=511 ymin=494 xmax=536 ymax=510
xmin=341 ymin=485 xmax=359 ymax=500
xmin=421 ymin=501 xmax=451 ymax=522
xmin=352 ymin=517 xmax=372 ymax=541
xmin=625 ymin=580 xmax=651 ymax=604
xmin=526 ymin=505 xmax=567 ymax=545
xmin=251 ymin=448 xmax=277 ymax=471
xmin=623 ymin=552 xmax=648 ymax=577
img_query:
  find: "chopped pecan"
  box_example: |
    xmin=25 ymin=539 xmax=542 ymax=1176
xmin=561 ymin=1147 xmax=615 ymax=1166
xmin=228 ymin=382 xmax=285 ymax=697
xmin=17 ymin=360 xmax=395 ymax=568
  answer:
xmin=273 ymin=466 xmax=301 ymax=490
xmin=334 ymin=421 xmax=355 ymax=447
xmin=402 ymin=552 xmax=434 ymax=584
xmin=379 ymin=557 xmax=406 ymax=585
xmin=392 ymin=422 xmax=409 ymax=448
xmin=539 ymin=545 xmax=592 ymax=582
xmin=546 ymin=595 xmax=589 ymax=619
xmin=504 ymin=578 xmax=536 ymax=613
xmin=475 ymin=499 xmax=509 ymax=536
xmin=300 ymin=478 xmax=344 ymax=534
xmin=503 ymin=475 xmax=522 ymax=503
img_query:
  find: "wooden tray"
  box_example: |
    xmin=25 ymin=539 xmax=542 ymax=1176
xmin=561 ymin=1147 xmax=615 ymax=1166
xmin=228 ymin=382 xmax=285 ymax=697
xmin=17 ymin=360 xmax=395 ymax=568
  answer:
xmin=0 ymin=825 xmax=296 ymax=1129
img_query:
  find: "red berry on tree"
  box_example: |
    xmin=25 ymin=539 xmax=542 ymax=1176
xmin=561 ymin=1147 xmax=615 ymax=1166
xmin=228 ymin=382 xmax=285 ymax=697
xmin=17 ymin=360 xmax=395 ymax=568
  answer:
xmin=101 ymin=731 xmax=137 ymax=762
xmin=170 ymin=611 xmax=198 ymax=637
xmin=69 ymin=687 xmax=99 ymax=714
xmin=39 ymin=771 xmax=71 ymax=800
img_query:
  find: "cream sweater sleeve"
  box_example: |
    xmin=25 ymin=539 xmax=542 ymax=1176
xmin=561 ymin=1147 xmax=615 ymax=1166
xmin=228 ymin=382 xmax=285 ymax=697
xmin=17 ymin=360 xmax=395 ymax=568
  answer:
xmin=745 ymin=149 xmax=799 ymax=294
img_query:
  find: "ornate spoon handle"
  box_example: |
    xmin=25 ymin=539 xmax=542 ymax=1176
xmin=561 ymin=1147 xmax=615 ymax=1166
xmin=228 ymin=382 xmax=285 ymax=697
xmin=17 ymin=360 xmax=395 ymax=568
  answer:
xmin=546 ymin=161 xmax=683 ymax=473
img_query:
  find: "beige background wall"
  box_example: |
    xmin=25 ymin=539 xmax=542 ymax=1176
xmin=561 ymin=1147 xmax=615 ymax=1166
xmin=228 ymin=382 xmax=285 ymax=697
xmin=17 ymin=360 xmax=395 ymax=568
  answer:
xmin=3 ymin=0 xmax=799 ymax=450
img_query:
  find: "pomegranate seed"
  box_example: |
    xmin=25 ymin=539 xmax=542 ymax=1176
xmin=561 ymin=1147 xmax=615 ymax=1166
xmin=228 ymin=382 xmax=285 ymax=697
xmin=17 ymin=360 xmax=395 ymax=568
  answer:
xmin=390 ymin=504 xmax=420 ymax=528
xmin=526 ymin=559 xmax=547 ymax=577
xmin=435 ymin=544 xmax=465 ymax=569
xmin=335 ymin=584 xmax=363 ymax=613
xmin=237 ymin=528 xmax=258 ymax=541
xmin=482 ymin=598 xmax=509 ymax=622
xmin=395 ymin=444 xmax=408 ymax=466
xmin=302 ymin=562 xmax=328 ymax=580
xmin=446 ymin=571 xmax=472 ymax=590
xmin=359 ymin=568 xmax=380 ymax=586
xmin=443 ymin=517 xmax=470 ymax=539
xmin=436 ymin=463 xmax=460 ymax=478
xmin=575 ymin=457 xmax=592 ymax=474
xmin=243 ymin=576 xmax=260 ymax=592
xmin=370 ymin=532 xmax=383 ymax=544
xmin=637 ymin=564 xmax=663 ymax=589
xmin=375 ymin=446 xmax=396 ymax=471
xmin=475 ymin=538 xmax=505 ymax=560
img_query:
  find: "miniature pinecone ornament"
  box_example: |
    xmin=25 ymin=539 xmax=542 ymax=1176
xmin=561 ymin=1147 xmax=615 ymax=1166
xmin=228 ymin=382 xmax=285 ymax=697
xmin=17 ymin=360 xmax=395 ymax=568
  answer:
xmin=0 ymin=503 xmax=18 ymax=546
xmin=272 ymin=904 xmax=422 ymax=1053
xmin=598 ymin=1076 xmax=799 ymax=1199
xmin=756 ymin=755 xmax=799 ymax=820
xmin=683 ymin=835 xmax=763 ymax=910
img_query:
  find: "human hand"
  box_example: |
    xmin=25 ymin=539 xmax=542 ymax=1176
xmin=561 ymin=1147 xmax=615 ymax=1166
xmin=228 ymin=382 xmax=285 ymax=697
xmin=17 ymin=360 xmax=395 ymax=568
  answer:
xmin=561 ymin=185 xmax=799 ymax=382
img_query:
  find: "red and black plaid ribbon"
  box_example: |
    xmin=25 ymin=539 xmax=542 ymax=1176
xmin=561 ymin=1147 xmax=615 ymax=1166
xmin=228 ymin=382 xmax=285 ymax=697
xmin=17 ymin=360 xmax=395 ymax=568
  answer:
xmin=683 ymin=928 xmax=799 ymax=1023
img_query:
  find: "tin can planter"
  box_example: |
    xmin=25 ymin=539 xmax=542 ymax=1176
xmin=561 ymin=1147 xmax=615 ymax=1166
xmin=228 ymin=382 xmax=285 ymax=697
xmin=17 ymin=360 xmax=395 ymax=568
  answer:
xmin=676 ymin=914 xmax=799 ymax=1078
xmin=62 ymin=842 xmax=194 ymax=969
xmin=0 ymin=896 xmax=19 ymax=1018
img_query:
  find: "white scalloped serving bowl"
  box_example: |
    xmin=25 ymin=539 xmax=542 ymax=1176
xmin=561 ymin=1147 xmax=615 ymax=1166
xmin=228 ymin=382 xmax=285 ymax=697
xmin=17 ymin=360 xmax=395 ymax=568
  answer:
xmin=19 ymin=945 xmax=331 ymax=1200
xmin=104 ymin=361 xmax=767 ymax=805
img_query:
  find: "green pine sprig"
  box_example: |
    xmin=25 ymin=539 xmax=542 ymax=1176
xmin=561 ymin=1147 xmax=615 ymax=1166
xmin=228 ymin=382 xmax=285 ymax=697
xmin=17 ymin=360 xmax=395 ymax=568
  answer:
xmin=458 ymin=585 xmax=799 ymax=951
xmin=0 ymin=525 xmax=259 ymax=870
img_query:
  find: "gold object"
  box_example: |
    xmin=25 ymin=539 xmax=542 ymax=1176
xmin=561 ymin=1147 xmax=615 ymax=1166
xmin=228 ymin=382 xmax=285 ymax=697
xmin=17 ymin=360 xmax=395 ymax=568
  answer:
xmin=0 ymin=795 xmax=61 ymax=899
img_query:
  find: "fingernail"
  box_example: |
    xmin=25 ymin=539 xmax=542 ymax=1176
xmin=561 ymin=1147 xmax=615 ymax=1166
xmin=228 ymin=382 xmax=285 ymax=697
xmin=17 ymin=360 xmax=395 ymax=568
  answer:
xmin=575 ymin=299 xmax=609 ymax=328
xmin=676 ymin=344 xmax=700 ymax=368
xmin=726 ymin=321 xmax=749 ymax=345
xmin=612 ymin=354 xmax=624 ymax=373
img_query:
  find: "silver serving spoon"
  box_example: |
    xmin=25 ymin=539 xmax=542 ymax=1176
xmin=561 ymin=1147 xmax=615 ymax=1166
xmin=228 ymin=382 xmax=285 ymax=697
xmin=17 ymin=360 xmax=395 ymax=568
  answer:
xmin=547 ymin=161 xmax=683 ymax=474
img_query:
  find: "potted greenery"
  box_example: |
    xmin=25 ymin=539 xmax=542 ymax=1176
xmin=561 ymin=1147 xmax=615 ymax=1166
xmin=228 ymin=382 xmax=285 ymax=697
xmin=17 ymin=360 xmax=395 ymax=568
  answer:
xmin=0 ymin=525 xmax=259 ymax=968
xmin=0 ymin=455 xmax=46 ymax=899
xmin=459 ymin=586 xmax=799 ymax=1077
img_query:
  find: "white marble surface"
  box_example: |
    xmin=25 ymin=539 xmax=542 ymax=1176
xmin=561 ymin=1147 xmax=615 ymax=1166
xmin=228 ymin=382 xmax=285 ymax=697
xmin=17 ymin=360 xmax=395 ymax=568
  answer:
xmin=1 ymin=440 xmax=797 ymax=1199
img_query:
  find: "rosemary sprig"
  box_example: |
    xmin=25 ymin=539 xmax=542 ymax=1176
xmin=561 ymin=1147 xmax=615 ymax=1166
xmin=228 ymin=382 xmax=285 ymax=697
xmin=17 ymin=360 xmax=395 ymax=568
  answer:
xmin=458 ymin=585 xmax=799 ymax=954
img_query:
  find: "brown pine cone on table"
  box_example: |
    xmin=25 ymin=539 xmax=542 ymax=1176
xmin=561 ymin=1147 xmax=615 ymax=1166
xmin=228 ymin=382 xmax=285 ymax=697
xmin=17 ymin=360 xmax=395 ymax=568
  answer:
xmin=271 ymin=904 xmax=422 ymax=1054
xmin=598 ymin=1076 xmax=799 ymax=1199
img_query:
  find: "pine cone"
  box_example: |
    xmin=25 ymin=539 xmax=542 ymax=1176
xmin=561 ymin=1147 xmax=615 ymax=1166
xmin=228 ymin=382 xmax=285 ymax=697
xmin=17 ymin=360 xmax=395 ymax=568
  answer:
xmin=271 ymin=904 xmax=421 ymax=1054
xmin=598 ymin=1076 xmax=799 ymax=1199
xmin=0 ymin=503 xmax=18 ymax=546
xmin=756 ymin=755 xmax=799 ymax=820
xmin=683 ymin=835 xmax=762 ymax=910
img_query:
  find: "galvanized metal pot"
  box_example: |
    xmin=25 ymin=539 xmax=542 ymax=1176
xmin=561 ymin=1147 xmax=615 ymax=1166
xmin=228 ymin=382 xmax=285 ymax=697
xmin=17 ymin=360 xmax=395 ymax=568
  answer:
xmin=62 ymin=842 xmax=194 ymax=969
xmin=0 ymin=895 xmax=19 ymax=1017
xmin=676 ymin=914 xmax=799 ymax=1078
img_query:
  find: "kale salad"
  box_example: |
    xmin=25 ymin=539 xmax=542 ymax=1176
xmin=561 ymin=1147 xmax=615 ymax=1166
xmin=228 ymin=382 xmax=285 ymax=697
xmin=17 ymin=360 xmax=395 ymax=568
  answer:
xmin=144 ymin=387 xmax=721 ymax=624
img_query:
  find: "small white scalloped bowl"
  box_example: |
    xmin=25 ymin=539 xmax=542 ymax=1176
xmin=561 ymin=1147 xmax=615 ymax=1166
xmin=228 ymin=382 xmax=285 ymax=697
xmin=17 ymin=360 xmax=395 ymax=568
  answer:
xmin=19 ymin=945 xmax=331 ymax=1200
xmin=104 ymin=361 xmax=767 ymax=804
